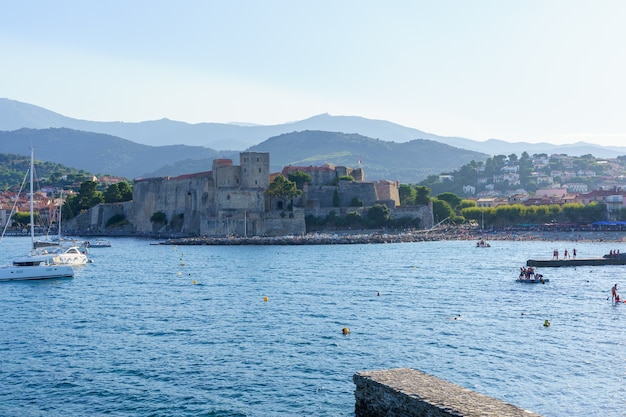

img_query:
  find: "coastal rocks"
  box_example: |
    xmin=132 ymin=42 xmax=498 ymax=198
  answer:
xmin=159 ymin=232 xmax=443 ymax=246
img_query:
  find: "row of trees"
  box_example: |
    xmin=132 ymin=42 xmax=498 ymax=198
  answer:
xmin=63 ymin=181 xmax=133 ymax=220
xmin=305 ymin=204 xmax=421 ymax=231
xmin=430 ymin=191 xmax=610 ymax=227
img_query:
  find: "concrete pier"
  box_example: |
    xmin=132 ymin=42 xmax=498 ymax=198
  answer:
xmin=526 ymin=257 xmax=626 ymax=267
xmin=354 ymin=368 xmax=543 ymax=417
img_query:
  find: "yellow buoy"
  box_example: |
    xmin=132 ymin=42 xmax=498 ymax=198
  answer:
xmin=342 ymin=327 xmax=350 ymax=335
xmin=177 ymin=272 xmax=182 ymax=277
xmin=192 ymin=279 xmax=197 ymax=285
xmin=543 ymin=319 xmax=550 ymax=327
xmin=263 ymin=296 xmax=268 ymax=302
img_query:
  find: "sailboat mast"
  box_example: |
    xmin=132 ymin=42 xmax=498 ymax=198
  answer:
xmin=29 ymin=148 xmax=35 ymax=243
xmin=58 ymin=189 xmax=62 ymax=240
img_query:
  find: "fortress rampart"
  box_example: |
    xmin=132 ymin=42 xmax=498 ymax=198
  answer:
xmin=64 ymin=152 xmax=431 ymax=237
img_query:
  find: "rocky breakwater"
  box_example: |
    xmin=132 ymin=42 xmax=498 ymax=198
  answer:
xmin=159 ymin=231 xmax=445 ymax=246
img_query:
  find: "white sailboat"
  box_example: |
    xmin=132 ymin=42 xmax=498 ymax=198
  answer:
xmin=12 ymin=155 xmax=90 ymax=267
xmin=33 ymin=190 xmax=88 ymax=252
xmin=0 ymin=148 xmax=74 ymax=281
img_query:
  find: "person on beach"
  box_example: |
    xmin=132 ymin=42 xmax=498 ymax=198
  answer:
xmin=612 ymin=284 xmax=618 ymax=302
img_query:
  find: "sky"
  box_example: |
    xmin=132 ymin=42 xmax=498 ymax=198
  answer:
xmin=2 ymin=1 xmax=626 ymax=146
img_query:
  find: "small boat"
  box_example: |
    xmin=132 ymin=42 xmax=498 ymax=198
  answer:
xmin=517 ymin=267 xmax=548 ymax=283
xmin=516 ymin=277 xmax=549 ymax=284
xmin=476 ymin=239 xmax=490 ymax=248
xmin=87 ymin=239 xmax=112 ymax=248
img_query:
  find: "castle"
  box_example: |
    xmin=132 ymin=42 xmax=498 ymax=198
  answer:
xmin=65 ymin=152 xmax=433 ymax=236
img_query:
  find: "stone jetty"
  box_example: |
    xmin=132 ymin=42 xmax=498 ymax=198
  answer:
xmin=354 ymin=368 xmax=543 ymax=417
xmin=156 ymin=227 xmax=626 ymax=246
xmin=159 ymin=231 xmax=444 ymax=246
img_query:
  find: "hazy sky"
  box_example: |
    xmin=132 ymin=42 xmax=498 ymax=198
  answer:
xmin=3 ymin=1 xmax=626 ymax=146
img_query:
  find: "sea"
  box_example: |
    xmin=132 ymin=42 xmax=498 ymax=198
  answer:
xmin=0 ymin=236 xmax=624 ymax=417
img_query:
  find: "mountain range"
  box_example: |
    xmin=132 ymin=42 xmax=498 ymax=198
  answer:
xmin=1 ymin=98 xmax=625 ymax=183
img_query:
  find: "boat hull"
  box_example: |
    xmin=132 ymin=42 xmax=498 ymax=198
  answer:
xmin=0 ymin=265 xmax=74 ymax=281
xmin=516 ymin=278 xmax=549 ymax=283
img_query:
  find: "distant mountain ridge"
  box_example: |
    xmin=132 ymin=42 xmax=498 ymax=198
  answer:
xmin=249 ymin=131 xmax=487 ymax=183
xmin=0 ymin=128 xmax=237 ymax=179
xmin=2 ymin=98 xmax=625 ymax=158
xmin=0 ymin=128 xmax=487 ymax=183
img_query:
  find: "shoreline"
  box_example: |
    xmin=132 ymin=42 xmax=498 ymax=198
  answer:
xmin=157 ymin=228 xmax=626 ymax=246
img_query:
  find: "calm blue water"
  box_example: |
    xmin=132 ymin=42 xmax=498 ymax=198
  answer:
xmin=0 ymin=236 xmax=624 ymax=416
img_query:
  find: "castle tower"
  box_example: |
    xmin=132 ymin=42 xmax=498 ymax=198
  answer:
xmin=240 ymin=152 xmax=270 ymax=189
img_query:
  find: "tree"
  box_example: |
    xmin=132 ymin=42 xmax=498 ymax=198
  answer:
xmin=12 ymin=212 xmax=33 ymax=227
xmin=344 ymin=211 xmax=363 ymax=226
xmin=367 ymin=204 xmax=390 ymax=227
xmin=436 ymin=192 xmax=462 ymax=211
xmin=117 ymin=182 xmax=133 ymax=201
xmin=64 ymin=180 xmax=104 ymax=218
xmin=414 ymin=186 xmax=431 ymax=205
xmin=266 ymin=175 xmax=301 ymax=210
xmin=399 ymin=184 xmax=416 ymax=205
xmin=103 ymin=182 xmax=133 ymax=203
xmin=287 ymin=171 xmax=312 ymax=189
xmin=104 ymin=184 xmax=122 ymax=203
xmin=458 ymin=200 xmax=476 ymax=210
xmin=350 ymin=197 xmax=364 ymax=207
xmin=150 ymin=211 xmax=168 ymax=225
xmin=431 ymin=199 xmax=454 ymax=225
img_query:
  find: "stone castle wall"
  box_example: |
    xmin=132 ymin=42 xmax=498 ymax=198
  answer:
xmin=63 ymin=152 xmax=429 ymax=237
xmin=131 ymin=172 xmax=214 ymax=234
xmin=393 ymin=204 xmax=434 ymax=229
xmin=338 ymin=181 xmax=379 ymax=207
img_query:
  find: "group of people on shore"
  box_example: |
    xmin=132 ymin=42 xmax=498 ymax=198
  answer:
xmin=552 ymin=248 xmax=577 ymax=260
xmin=607 ymin=249 xmax=621 ymax=258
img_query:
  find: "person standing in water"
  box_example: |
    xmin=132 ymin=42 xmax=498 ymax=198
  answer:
xmin=612 ymin=284 xmax=618 ymax=303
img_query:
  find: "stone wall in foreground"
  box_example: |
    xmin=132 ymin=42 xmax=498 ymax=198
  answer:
xmin=354 ymin=368 xmax=543 ymax=417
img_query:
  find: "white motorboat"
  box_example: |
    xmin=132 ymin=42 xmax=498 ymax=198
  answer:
xmin=14 ymin=245 xmax=90 ymax=267
xmin=0 ymin=149 xmax=74 ymax=281
xmin=87 ymin=239 xmax=111 ymax=248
